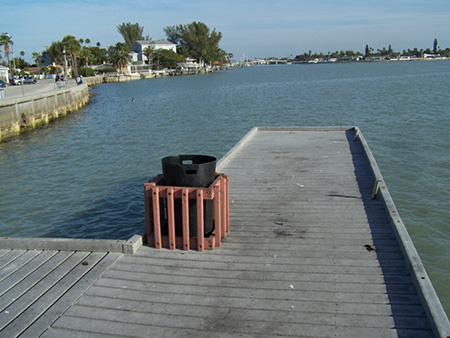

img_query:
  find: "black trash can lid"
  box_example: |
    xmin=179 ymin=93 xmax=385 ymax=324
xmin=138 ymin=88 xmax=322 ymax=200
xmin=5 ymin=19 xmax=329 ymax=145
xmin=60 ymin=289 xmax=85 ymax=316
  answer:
xmin=162 ymin=155 xmax=217 ymax=188
xmin=161 ymin=155 xmax=216 ymax=166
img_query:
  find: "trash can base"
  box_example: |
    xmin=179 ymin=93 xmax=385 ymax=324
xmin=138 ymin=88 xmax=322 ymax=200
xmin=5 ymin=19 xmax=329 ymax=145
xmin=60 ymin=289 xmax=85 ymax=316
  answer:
xmin=144 ymin=173 xmax=229 ymax=251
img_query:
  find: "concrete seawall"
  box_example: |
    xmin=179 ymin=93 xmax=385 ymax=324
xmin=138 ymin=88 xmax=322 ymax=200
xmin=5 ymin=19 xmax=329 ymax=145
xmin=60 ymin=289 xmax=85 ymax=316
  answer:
xmin=0 ymin=83 xmax=89 ymax=142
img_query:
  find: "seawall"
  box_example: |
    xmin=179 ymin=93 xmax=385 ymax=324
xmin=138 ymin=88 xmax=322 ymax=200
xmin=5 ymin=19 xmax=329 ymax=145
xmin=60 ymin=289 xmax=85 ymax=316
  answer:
xmin=0 ymin=83 xmax=89 ymax=142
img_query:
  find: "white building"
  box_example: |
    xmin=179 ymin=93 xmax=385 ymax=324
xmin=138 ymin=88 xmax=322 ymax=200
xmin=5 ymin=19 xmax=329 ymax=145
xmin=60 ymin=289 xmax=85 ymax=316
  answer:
xmin=130 ymin=40 xmax=177 ymax=63
xmin=0 ymin=65 xmax=9 ymax=83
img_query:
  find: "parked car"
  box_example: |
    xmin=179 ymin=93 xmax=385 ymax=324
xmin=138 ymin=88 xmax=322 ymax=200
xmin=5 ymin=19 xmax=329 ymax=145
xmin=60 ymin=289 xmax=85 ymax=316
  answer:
xmin=10 ymin=77 xmax=21 ymax=85
xmin=10 ymin=76 xmax=37 ymax=85
xmin=22 ymin=76 xmax=37 ymax=84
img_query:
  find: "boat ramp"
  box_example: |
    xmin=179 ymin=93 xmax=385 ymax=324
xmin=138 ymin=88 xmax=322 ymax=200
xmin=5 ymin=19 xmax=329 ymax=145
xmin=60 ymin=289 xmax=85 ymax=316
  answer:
xmin=0 ymin=126 xmax=448 ymax=337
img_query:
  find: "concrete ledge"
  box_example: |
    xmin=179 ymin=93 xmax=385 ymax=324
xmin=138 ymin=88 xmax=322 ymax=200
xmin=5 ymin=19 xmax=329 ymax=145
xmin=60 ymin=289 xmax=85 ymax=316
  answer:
xmin=0 ymin=83 xmax=89 ymax=142
xmin=0 ymin=236 xmax=134 ymax=253
xmin=122 ymin=235 xmax=145 ymax=254
xmin=256 ymin=126 xmax=355 ymax=132
xmin=122 ymin=226 xmax=146 ymax=254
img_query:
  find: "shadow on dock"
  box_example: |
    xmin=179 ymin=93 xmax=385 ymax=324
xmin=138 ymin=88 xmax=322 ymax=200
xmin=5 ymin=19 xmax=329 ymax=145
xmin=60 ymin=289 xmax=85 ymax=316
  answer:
xmin=346 ymin=130 xmax=433 ymax=336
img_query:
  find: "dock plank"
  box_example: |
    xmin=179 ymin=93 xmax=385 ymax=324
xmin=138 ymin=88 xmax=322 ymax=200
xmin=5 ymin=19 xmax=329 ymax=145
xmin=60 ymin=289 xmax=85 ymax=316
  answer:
xmin=84 ymin=284 xmax=428 ymax=317
xmin=48 ymin=308 xmax=433 ymax=338
xmin=93 ymin=275 xmax=421 ymax=306
xmin=0 ymin=250 xmax=43 ymax=282
xmin=0 ymin=251 xmax=86 ymax=331
xmin=0 ymin=250 xmax=27 ymax=271
xmin=0 ymin=252 xmax=108 ymax=338
xmin=0 ymin=251 xmax=57 ymax=297
xmin=20 ymin=252 xmax=122 ymax=338
xmin=0 ymin=250 xmax=11 ymax=258
xmin=0 ymin=251 xmax=73 ymax=313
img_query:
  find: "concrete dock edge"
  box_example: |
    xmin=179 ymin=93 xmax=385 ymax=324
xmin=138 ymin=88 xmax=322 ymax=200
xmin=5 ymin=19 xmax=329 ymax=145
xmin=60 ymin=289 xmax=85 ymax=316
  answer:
xmin=355 ymin=125 xmax=450 ymax=337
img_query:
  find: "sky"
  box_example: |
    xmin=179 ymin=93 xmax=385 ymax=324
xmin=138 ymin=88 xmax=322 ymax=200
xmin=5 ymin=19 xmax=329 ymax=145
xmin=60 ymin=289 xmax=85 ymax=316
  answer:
xmin=2 ymin=0 xmax=450 ymax=63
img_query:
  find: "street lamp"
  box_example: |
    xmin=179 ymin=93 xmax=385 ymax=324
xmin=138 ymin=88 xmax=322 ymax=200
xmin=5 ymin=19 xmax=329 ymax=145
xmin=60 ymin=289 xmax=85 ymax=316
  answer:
xmin=62 ymin=48 xmax=68 ymax=83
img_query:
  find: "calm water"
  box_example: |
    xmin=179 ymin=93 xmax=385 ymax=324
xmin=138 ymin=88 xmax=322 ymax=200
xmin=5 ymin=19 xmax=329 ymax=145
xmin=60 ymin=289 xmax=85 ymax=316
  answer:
xmin=0 ymin=61 xmax=449 ymax=314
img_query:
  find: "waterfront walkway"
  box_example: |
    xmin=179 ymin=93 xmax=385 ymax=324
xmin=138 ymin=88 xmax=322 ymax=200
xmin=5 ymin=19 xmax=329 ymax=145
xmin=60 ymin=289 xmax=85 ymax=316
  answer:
xmin=0 ymin=79 xmax=79 ymax=101
xmin=0 ymin=127 xmax=448 ymax=337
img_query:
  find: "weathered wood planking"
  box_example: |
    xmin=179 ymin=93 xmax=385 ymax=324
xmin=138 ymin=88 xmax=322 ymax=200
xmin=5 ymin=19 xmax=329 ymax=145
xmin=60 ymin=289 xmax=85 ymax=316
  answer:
xmin=0 ymin=250 xmax=121 ymax=337
xmin=39 ymin=127 xmax=447 ymax=337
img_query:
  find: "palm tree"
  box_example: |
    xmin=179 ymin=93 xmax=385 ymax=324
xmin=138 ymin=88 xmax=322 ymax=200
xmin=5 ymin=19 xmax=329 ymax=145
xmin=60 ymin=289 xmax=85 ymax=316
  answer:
xmin=0 ymin=33 xmax=13 ymax=76
xmin=117 ymin=22 xmax=144 ymax=47
xmin=62 ymin=35 xmax=81 ymax=78
xmin=32 ymin=51 xmax=41 ymax=77
xmin=110 ymin=43 xmax=131 ymax=73
xmin=143 ymin=46 xmax=154 ymax=66
xmin=40 ymin=66 xmax=49 ymax=76
xmin=80 ymin=47 xmax=92 ymax=77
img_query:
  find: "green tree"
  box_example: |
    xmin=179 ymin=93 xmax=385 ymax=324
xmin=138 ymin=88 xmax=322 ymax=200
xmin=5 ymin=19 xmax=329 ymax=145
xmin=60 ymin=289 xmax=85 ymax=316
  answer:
xmin=109 ymin=42 xmax=131 ymax=72
xmin=62 ymin=35 xmax=81 ymax=78
xmin=87 ymin=46 xmax=107 ymax=65
xmin=154 ymin=49 xmax=185 ymax=69
xmin=163 ymin=25 xmax=180 ymax=44
xmin=14 ymin=57 xmax=29 ymax=73
xmin=48 ymin=40 xmax=64 ymax=64
xmin=164 ymin=22 xmax=226 ymax=64
xmin=433 ymin=38 xmax=438 ymax=54
xmin=117 ymin=22 xmax=144 ymax=47
xmin=32 ymin=51 xmax=41 ymax=76
xmin=0 ymin=33 xmax=13 ymax=75
xmin=40 ymin=66 xmax=49 ymax=76
xmin=143 ymin=46 xmax=154 ymax=66
xmin=80 ymin=47 xmax=91 ymax=76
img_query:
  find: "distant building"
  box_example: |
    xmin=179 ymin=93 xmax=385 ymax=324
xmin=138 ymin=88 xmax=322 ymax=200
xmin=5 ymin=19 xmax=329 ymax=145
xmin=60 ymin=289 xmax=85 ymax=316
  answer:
xmin=130 ymin=40 xmax=177 ymax=63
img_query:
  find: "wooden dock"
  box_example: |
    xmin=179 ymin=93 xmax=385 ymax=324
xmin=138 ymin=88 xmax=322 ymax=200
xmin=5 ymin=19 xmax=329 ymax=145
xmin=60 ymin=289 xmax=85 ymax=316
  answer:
xmin=0 ymin=127 xmax=448 ymax=337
